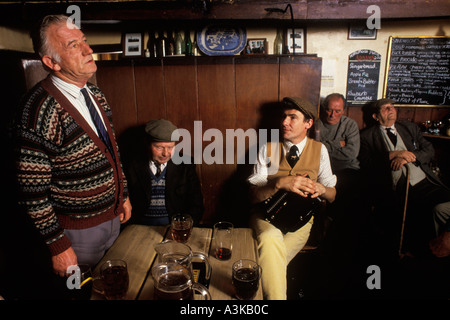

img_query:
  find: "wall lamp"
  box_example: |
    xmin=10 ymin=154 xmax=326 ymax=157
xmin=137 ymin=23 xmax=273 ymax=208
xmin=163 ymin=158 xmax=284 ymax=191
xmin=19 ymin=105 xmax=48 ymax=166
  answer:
xmin=265 ymin=4 xmax=295 ymax=54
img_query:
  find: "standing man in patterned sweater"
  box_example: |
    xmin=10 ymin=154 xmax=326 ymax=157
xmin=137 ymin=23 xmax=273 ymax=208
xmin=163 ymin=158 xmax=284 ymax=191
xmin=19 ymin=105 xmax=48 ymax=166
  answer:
xmin=14 ymin=15 xmax=131 ymax=277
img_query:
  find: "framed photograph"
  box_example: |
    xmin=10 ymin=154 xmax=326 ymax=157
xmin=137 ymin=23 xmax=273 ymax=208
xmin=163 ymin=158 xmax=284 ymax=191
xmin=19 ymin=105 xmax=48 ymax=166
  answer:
xmin=348 ymin=25 xmax=377 ymax=40
xmin=122 ymin=33 xmax=144 ymax=57
xmin=285 ymin=28 xmax=306 ymax=54
xmin=243 ymin=38 xmax=268 ymax=55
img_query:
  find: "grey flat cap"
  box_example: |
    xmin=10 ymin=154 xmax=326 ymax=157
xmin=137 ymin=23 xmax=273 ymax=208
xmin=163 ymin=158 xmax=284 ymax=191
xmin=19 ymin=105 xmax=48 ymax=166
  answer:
xmin=145 ymin=119 xmax=180 ymax=142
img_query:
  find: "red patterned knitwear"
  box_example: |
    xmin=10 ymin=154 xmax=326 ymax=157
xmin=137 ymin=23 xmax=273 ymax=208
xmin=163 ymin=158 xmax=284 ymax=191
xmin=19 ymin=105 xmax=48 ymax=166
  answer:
xmin=14 ymin=76 xmax=127 ymax=256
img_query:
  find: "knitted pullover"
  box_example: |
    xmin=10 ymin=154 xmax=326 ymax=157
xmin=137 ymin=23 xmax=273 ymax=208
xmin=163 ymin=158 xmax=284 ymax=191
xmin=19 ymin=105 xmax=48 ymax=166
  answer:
xmin=14 ymin=76 xmax=127 ymax=256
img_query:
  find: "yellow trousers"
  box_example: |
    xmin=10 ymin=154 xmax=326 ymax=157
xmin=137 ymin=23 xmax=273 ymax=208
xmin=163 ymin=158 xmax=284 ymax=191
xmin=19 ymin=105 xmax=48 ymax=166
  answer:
xmin=250 ymin=214 xmax=313 ymax=300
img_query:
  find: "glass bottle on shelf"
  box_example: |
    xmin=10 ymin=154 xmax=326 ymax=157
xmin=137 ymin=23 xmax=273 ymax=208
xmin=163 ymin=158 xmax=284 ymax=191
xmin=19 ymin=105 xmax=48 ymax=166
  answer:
xmin=156 ymin=30 xmax=166 ymax=57
xmin=185 ymin=30 xmax=192 ymax=56
xmin=274 ymin=28 xmax=284 ymax=55
xmin=175 ymin=30 xmax=184 ymax=55
xmin=166 ymin=29 xmax=175 ymax=56
xmin=147 ymin=31 xmax=156 ymax=58
xmin=192 ymin=30 xmax=199 ymax=56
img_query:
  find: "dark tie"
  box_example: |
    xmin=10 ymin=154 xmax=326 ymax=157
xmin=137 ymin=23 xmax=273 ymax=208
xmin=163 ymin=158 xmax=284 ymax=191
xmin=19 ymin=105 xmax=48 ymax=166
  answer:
xmin=154 ymin=162 xmax=162 ymax=177
xmin=81 ymin=88 xmax=114 ymax=159
xmin=386 ymin=127 xmax=397 ymax=146
xmin=287 ymin=145 xmax=299 ymax=168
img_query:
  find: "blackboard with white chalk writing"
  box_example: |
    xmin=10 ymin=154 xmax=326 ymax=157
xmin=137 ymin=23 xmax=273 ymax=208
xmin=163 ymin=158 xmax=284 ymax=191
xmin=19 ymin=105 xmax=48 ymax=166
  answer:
xmin=384 ymin=36 xmax=450 ymax=106
xmin=346 ymin=50 xmax=381 ymax=106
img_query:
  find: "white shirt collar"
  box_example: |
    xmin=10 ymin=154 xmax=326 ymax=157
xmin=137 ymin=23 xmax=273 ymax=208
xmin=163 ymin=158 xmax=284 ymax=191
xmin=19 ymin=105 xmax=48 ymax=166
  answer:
xmin=380 ymin=124 xmax=397 ymax=134
xmin=149 ymin=160 xmax=168 ymax=174
xmin=51 ymin=75 xmax=92 ymax=99
xmin=283 ymin=137 xmax=307 ymax=155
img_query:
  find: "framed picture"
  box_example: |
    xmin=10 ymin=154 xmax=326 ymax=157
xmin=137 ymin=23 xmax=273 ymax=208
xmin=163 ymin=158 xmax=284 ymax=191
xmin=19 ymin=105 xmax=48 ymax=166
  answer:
xmin=243 ymin=38 xmax=268 ymax=55
xmin=122 ymin=33 xmax=144 ymax=57
xmin=285 ymin=28 xmax=306 ymax=54
xmin=348 ymin=25 xmax=377 ymax=40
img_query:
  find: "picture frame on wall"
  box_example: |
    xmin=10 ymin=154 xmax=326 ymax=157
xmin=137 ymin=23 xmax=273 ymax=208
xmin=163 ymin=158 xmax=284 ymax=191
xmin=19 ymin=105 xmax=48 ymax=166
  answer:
xmin=122 ymin=32 xmax=144 ymax=57
xmin=285 ymin=28 xmax=306 ymax=54
xmin=348 ymin=25 xmax=377 ymax=40
xmin=243 ymin=38 xmax=268 ymax=55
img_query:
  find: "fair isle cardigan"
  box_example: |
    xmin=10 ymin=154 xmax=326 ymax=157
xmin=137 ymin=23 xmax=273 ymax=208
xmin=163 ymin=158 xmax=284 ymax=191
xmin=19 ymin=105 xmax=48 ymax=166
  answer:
xmin=14 ymin=76 xmax=127 ymax=256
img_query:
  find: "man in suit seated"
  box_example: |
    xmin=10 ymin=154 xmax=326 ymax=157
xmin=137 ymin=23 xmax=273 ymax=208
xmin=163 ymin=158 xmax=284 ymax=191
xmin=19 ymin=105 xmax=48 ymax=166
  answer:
xmin=359 ymin=98 xmax=450 ymax=257
xmin=125 ymin=119 xmax=204 ymax=226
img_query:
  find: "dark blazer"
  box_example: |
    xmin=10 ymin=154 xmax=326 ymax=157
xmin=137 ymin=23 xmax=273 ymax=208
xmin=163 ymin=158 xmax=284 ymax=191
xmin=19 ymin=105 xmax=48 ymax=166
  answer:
xmin=125 ymin=155 xmax=204 ymax=225
xmin=359 ymin=121 xmax=444 ymax=201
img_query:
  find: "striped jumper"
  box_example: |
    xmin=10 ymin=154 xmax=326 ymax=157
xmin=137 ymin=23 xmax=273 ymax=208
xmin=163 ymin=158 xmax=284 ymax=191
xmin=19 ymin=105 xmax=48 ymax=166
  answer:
xmin=14 ymin=76 xmax=127 ymax=256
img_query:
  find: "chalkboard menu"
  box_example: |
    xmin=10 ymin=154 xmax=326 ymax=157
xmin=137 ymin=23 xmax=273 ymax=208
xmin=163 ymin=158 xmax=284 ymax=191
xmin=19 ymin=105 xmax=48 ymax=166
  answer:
xmin=346 ymin=50 xmax=381 ymax=106
xmin=384 ymin=36 xmax=450 ymax=106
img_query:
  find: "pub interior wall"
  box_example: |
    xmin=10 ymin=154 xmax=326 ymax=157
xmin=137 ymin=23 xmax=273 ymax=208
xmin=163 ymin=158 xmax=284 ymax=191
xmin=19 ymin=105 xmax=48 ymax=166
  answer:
xmin=1 ymin=18 xmax=449 ymax=101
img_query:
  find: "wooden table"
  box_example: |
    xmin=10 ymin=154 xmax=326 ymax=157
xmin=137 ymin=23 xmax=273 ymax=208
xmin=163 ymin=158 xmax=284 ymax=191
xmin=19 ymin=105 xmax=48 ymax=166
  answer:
xmin=92 ymin=224 xmax=263 ymax=300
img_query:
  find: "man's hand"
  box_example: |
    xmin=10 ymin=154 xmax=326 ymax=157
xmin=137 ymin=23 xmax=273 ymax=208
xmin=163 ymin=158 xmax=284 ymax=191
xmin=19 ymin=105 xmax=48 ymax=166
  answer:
xmin=276 ymin=174 xmax=316 ymax=198
xmin=311 ymin=182 xmax=326 ymax=198
xmin=389 ymin=150 xmax=416 ymax=163
xmin=390 ymin=157 xmax=408 ymax=171
xmin=120 ymin=197 xmax=132 ymax=223
xmin=52 ymin=247 xmax=77 ymax=277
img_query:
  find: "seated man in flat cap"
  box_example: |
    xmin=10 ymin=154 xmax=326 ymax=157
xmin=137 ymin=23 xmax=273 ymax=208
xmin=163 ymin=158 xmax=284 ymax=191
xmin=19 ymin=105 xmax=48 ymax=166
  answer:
xmin=126 ymin=119 xmax=204 ymax=225
xmin=247 ymin=97 xmax=337 ymax=299
xmin=359 ymin=98 xmax=450 ymax=257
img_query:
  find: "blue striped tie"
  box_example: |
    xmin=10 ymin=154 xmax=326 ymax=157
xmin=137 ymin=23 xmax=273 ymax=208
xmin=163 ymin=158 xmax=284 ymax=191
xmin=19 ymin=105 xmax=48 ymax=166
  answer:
xmin=81 ymin=88 xmax=115 ymax=159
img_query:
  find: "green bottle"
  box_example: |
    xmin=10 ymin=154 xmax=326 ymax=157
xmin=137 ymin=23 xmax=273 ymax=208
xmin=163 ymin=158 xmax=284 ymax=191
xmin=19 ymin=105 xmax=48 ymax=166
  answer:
xmin=185 ymin=30 xmax=192 ymax=56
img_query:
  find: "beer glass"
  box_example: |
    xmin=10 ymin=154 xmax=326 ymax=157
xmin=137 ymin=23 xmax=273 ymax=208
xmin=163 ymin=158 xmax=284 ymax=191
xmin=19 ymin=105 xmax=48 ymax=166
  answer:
xmin=99 ymin=259 xmax=129 ymax=300
xmin=171 ymin=213 xmax=193 ymax=243
xmin=213 ymin=222 xmax=233 ymax=260
xmin=232 ymin=259 xmax=261 ymax=300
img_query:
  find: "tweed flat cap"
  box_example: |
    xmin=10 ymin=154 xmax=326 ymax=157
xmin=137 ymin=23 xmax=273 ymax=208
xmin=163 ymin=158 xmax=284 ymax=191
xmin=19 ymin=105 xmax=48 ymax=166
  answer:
xmin=283 ymin=97 xmax=318 ymax=121
xmin=374 ymin=98 xmax=395 ymax=110
xmin=145 ymin=119 xmax=180 ymax=142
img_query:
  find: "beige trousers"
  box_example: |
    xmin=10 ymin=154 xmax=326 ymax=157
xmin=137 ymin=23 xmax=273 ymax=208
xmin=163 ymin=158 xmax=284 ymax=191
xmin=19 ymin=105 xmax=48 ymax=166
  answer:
xmin=250 ymin=214 xmax=313 ymax=300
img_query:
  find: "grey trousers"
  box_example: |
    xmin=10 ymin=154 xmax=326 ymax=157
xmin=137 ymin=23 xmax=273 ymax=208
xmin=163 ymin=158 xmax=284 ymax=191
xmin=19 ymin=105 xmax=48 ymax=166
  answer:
xmin=64 ymin=216 xmax=120 ymax=267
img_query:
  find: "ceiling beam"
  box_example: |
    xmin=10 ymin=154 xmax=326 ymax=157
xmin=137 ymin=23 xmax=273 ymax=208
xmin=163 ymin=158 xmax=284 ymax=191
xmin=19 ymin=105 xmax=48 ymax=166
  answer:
xmin=0 ymin=0 xmax=448 ymax=27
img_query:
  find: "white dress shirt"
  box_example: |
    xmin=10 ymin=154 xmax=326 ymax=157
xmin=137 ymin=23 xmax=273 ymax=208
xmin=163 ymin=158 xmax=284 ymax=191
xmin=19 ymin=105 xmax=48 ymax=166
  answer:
xmin=247 ymin=137 xmax=337 ymax=188
xmin=149 ymin=160 xmax=168 ymax=176
xmin=51 ymin=75 xmax=106 ymax=136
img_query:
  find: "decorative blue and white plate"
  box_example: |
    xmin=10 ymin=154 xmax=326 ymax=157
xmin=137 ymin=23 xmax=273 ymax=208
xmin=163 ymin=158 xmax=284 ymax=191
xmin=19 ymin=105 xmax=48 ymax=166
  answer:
xmin=197 ymin=26 xmax=247 ymax=56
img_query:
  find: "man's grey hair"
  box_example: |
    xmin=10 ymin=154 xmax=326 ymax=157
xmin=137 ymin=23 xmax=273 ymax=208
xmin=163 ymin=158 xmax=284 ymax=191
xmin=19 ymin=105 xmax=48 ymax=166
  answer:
xmin=32 ymin=14 xmax=76 ymax=62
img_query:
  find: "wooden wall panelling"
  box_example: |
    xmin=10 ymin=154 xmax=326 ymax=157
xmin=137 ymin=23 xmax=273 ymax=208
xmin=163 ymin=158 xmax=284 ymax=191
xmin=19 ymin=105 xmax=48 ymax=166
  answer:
xmin=95 ymin=63 xmax=137 ymax=138
xmin=279 ymin=56 xmax=322 ymax=109
xmin=223 ymin=57 xmax=282 ymax=227
xmin=163 ymin=58 xmax=199 ymax=140
xmin=134 ymin=61 xmax=166 ymax=126
xmin=397 ymin=107 xmax=415 ymax=122
xmin=235 ymin=56 xmax=281 ymax=132
xmin=235 ymin=57 xmax=281 ymax=165
xmin=431 ymin=108 xmax=450 ymax=124
xmin=412 ymin=108 xmax=433 ymax=126
xmin=197 ymin=57 xmax=237 ymax=224
xmin=346 ymin=106 xmax=365 ymax=130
